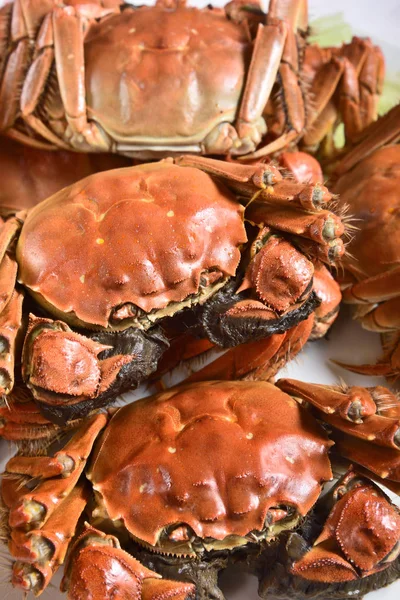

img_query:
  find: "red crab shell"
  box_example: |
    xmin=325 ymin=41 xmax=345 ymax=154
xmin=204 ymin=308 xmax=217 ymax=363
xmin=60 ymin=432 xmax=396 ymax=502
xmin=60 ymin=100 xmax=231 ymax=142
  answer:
xmin=88 ymin=381 xmax=333 ymax=548
xmin=16 ymin=162 xmax=247 ymax=328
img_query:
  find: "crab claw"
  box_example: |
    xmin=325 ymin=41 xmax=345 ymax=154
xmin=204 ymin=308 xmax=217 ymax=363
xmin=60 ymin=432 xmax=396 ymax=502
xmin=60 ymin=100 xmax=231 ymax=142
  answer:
xmin=22 ymin=315 xmax=136 ymax=424
xmin=291 ymin=470 xmax=400 ymax=582
xmin=62 ymin=527 xmax=195 ymax=600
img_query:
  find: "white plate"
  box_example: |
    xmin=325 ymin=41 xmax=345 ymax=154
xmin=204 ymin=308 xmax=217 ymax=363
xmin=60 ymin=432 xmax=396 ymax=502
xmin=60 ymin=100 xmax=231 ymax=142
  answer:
xmin=1 ymin=0 xmax=399 ymax=598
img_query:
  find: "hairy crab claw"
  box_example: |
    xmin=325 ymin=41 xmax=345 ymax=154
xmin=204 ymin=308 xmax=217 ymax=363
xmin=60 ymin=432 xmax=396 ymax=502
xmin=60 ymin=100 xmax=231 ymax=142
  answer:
xmin=1 ymin=378 xmax=400 ymax=599
xmin=0 ymin=155 xmax=345 ymax=426
xmin=0 ymin=0 xmax=384 ymax=160
xmin=331 ymin=104 xmax=400 ymax=384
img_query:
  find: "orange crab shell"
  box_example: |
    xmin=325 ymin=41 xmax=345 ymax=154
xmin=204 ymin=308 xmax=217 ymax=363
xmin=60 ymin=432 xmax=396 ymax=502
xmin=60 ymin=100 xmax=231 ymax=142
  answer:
xmin=88 ymin=381 xmax=333 ymax=547
xmin=335 ymin=145 xmax=400 ymax=279
xmin=16 ymin=162 xmax=247 ymax=328
xmin=84 ymin=4 xmax=251 ymax=147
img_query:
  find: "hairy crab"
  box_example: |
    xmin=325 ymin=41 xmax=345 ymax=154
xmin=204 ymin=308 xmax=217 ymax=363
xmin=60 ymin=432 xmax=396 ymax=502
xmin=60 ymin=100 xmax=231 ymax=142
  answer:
xmin=0 ymin=0 xmax=383 ymax=160
xmin=0 ymin=155 xmax=345 ymax=426
xmin=2 ymin=378 xmax=400 ymax=599
xmin=332 ymin=104 xmax=400 ymax=382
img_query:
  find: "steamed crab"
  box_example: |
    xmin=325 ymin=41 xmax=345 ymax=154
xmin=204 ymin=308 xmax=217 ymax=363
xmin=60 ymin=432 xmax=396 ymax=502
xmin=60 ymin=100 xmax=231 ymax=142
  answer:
xmin=0 ymin=155 xmax=344 ymax=425
xmin=0 ymin=0 xmax=384 ymax=159
xmin=2 ymin=378 xmax=400 ymax=599
xmin=332 ymin=103 xmax=400 ymax=382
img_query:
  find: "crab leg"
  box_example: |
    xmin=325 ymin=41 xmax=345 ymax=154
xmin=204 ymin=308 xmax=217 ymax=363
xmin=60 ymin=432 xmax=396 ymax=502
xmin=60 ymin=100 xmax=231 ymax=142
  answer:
xmin=291 ymin=469 xmax=400 ymax=582
xmin=335 ymin=103 xmax=400 ymax=177
xmin=11 ymin=483 xmax=89 ymax=595
xmin=61 ymin=525 xmax=195 ymax=600
xmin=50 ymin=4 xmax=118 ymax=151
xmin=7 ymin=413 xmax=106 ymax=530
xmin=241 ymin=0 xmax=309 ymax=159
xmin=19 ymin=12 xmax=70 ymax=149
xmin=277 ymin=379 xmax=400 ymax=475
xmin=0 ymin=0 xmax=57 ymax=132
xmin=0 ymin=289 xmax=24 ymax=395
xmin=342 ymin=265 xmax=400 ymax=305
xmin=356 ymin=297 xmax=400 ymax=332
xmin=0 ymin=394 xmax=61 ymax=441
xmin=177 ymin=155 xmax=333 ymax=211
xmin=247 ymin=203 xmax=344 ymax=245
xmin=232 ymin=18 xmax=287 ymax=155
xmin=335 ymin=332 xmax=400 ymax=381
xmin=184 ymin=313 xmax=314 ymax=384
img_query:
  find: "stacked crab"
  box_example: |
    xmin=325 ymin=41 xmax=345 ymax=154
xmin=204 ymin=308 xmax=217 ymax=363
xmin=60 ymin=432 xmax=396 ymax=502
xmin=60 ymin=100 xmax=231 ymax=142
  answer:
xmin=0 ymin=1 xmax=399 ymax=600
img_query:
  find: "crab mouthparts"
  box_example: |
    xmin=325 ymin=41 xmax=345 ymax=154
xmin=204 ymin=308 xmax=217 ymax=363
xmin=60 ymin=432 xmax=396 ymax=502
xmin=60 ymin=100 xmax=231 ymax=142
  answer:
xmin=137 ymin=505 xmax=300 ymax=558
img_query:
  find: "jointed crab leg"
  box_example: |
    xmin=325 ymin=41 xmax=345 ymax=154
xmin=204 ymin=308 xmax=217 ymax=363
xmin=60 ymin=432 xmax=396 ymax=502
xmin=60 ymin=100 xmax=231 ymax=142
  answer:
xmin=184 ymin=313 xmax=314 ymax=384
xmin=242 ymin=0 xmax=308 ymax=159
xmin=177 ymin=155 xmax=344 ymax=264
xmin=335 ymin=103 xmax=400 ymax=176
xmin=7 ymin=413 xmax=106 ymax=529
xmin=233 ymin=17 xmax=286 ymax=154
xmin=11 ymin=483 xmax=89 ymax=594
xmin=2 ymin=413 xmax=106 ymax=594
xmin=342 ymin=265 xmax=400 ymax=306
xmin=177 ymin=155 xmax=333 ymax=211
xmin=0 ymin=289 xmax=24 ymax=395
xmin=277 ymin=379 xmax=400 ymax=475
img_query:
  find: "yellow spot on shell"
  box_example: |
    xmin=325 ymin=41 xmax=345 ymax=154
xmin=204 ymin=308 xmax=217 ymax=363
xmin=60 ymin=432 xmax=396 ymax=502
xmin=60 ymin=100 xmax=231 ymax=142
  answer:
xmin=96 ymin=238 xmax=105 ymax=245
xmin=139 ymin=484 xmax=147 ymax=493
xmin=266 ymin=186 xmax=274 ymax=194
xmin=79 ymin=275 xmax=85 ymax=283
xmin=285 ymin=456 xmax=295 ymax=464
xmin=167 ymin=210 xmax=175 ymax=217
xmin=246 ymin=433 xmax=254 ymax=440
xmin=168 ymin=447 xmax=176 ymax=454
xmin=129 ymin=27 xmax=136 ymax=33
